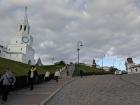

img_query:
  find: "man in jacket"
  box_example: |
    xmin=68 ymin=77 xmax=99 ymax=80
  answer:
xmin=0 ymin=68 xmax=16 ymax=102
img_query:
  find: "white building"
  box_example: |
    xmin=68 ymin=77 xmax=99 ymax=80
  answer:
xmin=0 ymin=7 xmax=35 ymax=65
xmin=125 ymin=57 xmax=140 ymax=74
xmin=103 ymin=66 xmax=111 ymax=71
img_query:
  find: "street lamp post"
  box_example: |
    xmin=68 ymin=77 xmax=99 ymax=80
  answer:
xmin=112 ymin=56 xmax=116 ymax=68
xmin=101 ymin=56 xmax=103 ymax=69
xmin=77 ymin=41 xmax=83 ymax=75
xmin=102 ymin=58 xmax=103 ymax=69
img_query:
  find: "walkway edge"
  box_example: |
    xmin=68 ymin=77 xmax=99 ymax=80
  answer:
xmin=39 ymin=78 xmax=77 ymax=105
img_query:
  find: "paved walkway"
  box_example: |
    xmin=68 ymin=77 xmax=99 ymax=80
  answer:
xmin=47 ymin=74 xmax=140 ymax=105
xmin=1 ymin=65 xmax=75 ymax=105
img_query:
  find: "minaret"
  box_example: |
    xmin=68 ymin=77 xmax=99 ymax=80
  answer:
xmin=17 ymin=7 xmax=30 ymax=36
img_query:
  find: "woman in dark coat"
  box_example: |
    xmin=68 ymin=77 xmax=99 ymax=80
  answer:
xmin=80 ymin=70 xmax=84 ymax=78
xmin=28 ymin=66 xmax=38 ymax=90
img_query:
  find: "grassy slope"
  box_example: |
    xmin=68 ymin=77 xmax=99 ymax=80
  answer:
xmin=0 ymin=57 xmax=64 ymax=76
xmin=74 ymin=64 xmax=112 ymax=76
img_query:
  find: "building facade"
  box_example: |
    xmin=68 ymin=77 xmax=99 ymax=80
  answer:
xmin=125 ymin=57 xmax=140 ymax=74
xmin=0 ymin=7 xmax=35 ymax=65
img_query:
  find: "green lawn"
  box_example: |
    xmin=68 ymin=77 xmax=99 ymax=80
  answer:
xmin=0 ymin=57 xmax=64 ymax=76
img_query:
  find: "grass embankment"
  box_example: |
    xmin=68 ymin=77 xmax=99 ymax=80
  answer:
xmin=0 ymin=57 xmax=64 ymax=76
xmin=73 ymin=64 xmax=113 ymax=76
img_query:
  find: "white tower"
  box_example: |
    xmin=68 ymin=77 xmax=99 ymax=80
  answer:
xmin=6 ymin=7 xmax=35 ymax=64
xmin=125 ymin=57 xmax=135 ymax=73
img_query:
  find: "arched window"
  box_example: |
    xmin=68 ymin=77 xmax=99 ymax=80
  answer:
xmin=28 ymin=26 xmax=30 ymax=34
xmin=24 ymin=26 xmax=26 ymax=31
xmin=20 ymin=25 xmax=22 ymax=31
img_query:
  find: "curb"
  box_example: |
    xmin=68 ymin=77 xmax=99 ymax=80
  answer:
xmin=39 ymin=78 xmax=77 ymax=105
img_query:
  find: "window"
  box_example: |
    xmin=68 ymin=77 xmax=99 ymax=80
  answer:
xmin=20 ymin=25 xmax=22 ymax=31
xmin=24 ymin=26 xmax=26 ymax=31
xmin=9 ymin=48 xmax=10 ymax=51
xmin=0 ymin=50 xmax=1 ymax=53
xmin=16 ymin=41 xmax=18 ymax=43
xmin=28 ymin=26 xmax=30 ymax=34
xmin=21 ymin=48 xmax=22 ymax=51
xmin=16 ymin=54 xmax=18 ymax=57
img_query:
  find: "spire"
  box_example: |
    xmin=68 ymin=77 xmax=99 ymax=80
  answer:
xmin=36 ymin=58 xmax=43 ymax=66
xmin=24 ymin=6 xmax=29 ymax=25
xmin=17 ymin=7 xmax=30 ymax=35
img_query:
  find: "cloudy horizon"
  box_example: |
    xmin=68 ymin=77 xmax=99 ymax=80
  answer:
xmin=0 ymin=0 xmax=140 ymax=69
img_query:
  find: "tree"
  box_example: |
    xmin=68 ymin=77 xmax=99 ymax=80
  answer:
xmin=109 ymin=66 xmax=118 ymax=73
xmin=55 ymin=60 xmax=66 ymax=65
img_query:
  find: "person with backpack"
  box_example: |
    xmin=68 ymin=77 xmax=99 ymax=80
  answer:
xmin=28 ymin=65 xmax=38 ymax=90
xmin=0 ymin=68 xmax=16 ymax=102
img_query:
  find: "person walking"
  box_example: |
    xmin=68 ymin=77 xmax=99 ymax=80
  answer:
xmin=28 ymin=65 xmax=38 ymax=90
xmin=44 ymin=71 xmax=50 ymax=81
xmin=80 ymin=70 xmax=84 ymax=78
xmin=54 ymin=70 xmax=60 ymax=82
xmin=0 ymin=68 xmax=16 ymax=103
xmin=66 ymin=70 xmax=69 ymax=76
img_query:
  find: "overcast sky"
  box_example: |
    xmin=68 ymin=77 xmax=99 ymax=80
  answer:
xmin=0 ymin=0 xmax=140 ymax=69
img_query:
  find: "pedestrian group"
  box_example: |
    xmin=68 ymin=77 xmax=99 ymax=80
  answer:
xmin=0 ymin=65 xmax=64 ymax=103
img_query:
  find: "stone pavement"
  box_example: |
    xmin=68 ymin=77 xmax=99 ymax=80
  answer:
xmin=47 ymin=74 xmax=140 ymax=105
xmin=1 ymin=65 xmax=75 ymax=105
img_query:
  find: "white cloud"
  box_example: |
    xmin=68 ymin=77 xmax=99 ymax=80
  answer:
xmin=8 ymin=0 xmax=39 ymax=6
xmin=39 ymin=41 xmax=56 ymax=48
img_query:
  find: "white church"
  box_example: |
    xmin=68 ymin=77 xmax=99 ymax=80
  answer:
xmin=125 ymin=57 xmax=140 ymax=74
xmin=0 ymin=7 xmax=35 ymax=65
